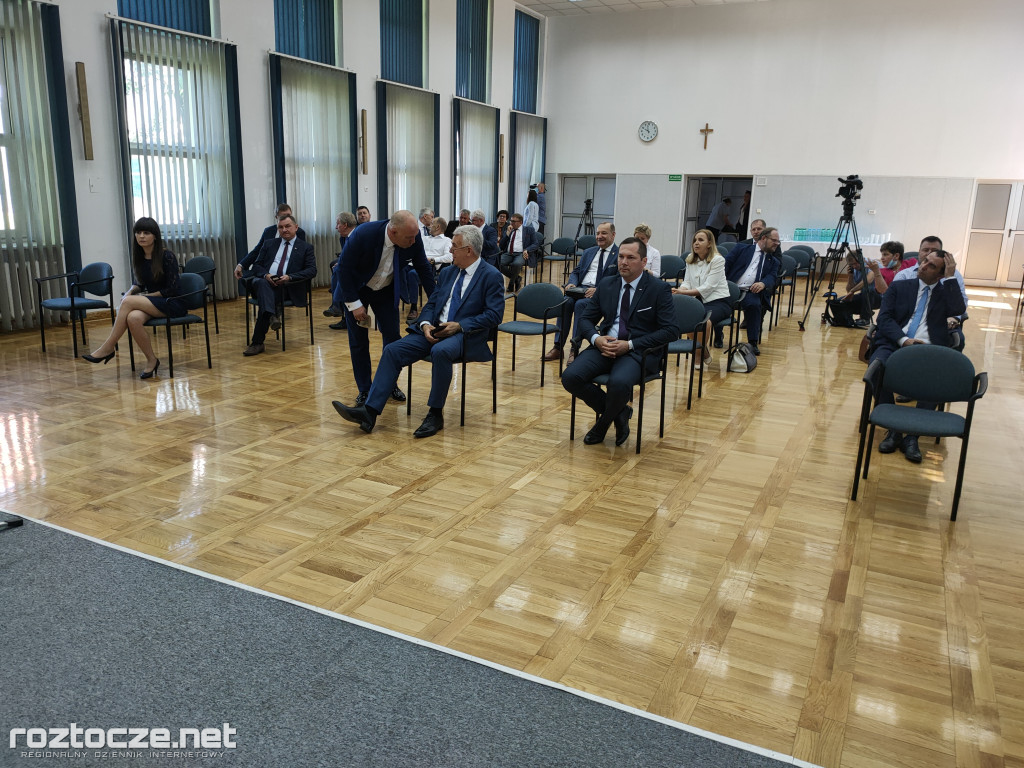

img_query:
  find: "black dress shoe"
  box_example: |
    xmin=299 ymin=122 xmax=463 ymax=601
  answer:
xmin=878 ymin=430 xmax=903 ymax=454
xmin=713 ymin=338 xmax=724 ymax=349
xmin=750 ymin=343 xmax=760 ymax=356
xmin=391 ymin=386 xmax=407 ymax=402
xmin=583 ymin=423 xmax=608 ymax=445
xmin=902 ymin=435 xmax=922 ymax=463
xmin=332 ymin=401 xmax=376 ymax=433
xmin=355 ymin=391 xmax=368 ymax=406
xmin=139 ymin=359 xmax=160 ymax=379
xmin=614 ymin=406 xmax=633 ymax=447
xmin=323 ymin=304 xmax=342 ymax=317
xmin=329 ymin=319 xmax=347 ymax=330
xmin=413 ymin=411 xmax=443 ymax=438
xmin=82 ymin=351 xmax=115 ymax=364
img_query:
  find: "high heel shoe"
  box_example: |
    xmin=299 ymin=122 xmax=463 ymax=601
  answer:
xmin=139 ymin=360 xmax=160 ymax=379
xmin=82 ymin=351 xmax=115 ymax=364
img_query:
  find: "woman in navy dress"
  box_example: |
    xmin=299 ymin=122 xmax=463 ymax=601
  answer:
xmin=82 ymin=217 xmax=185 ymax=379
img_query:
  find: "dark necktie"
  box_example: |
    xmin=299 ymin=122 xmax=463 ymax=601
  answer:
xmin=508 ymin=229 xmax=516 ymax=253
xmin=617 ymin=283 xmax=631 ymax=340
xmin=275 ymin=241 xmax=290 ymax=276
xmin=446 ymin=269 xmax=467 ymax=321
xmin=596 ymin=248 xmax=606 ymax=277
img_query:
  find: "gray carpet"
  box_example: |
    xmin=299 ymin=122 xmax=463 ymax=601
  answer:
xmin=0 ymin=517 xmax=797 ymax=767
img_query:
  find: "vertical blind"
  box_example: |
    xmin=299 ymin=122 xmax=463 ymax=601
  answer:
xmin=380 ymin=0 xmax=424 ymax=88
xmin=512 ymin=10 xmax=539 ymax=114
xmin=0 ymin=0 xmax=66 ymax=332
xmin=111 ymin=18 xmax=240 ymax=300
xmin=274 ymin=0 xmax=335 ymax=66
xmin=452 ymin=99 xmax=498 ymax=219
xmin=455 ymin=0 xmax=490 ymax=104
xmin=117 ymin=0 xmax=210 ymax=36
xmin=377 ymin=82 xmax=438 ymax=217
xmin=272 ymin=54 xmax=356 ymax=283
xmin=509 ymin=111 xmax=545 ymax=217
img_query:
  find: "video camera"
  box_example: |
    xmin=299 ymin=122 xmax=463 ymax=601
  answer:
xmin=836 ymin=174 xmax=863 ymax=201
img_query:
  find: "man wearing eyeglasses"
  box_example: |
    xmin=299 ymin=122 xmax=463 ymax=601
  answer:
xmin=332 ymin=225 xmax=504 ymax=439
xmin=724 ymin=225 xmax=781 ymax=356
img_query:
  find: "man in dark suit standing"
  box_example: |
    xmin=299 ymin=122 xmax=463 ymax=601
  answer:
xmin=544 ymin=221 xmax=619 ymax=362
xmin=234 ymin=203 xmax=307 ymax=280
xmin=335 ymin=210 xmax=437 ymax=405
xmin=561 ymin=237 xmax=677 ymax=447
xmin=724 ymin=225 xmax=781 ymax=355
xmin=870 ymin=249 xmax=965 ymax=462
xmin=243 ymin=214 xmax=317 ymax=356
xmin=332 ymin=225 xmax=505 ymax=438
xmin=498 ymin=212 xmax=541 ymax=293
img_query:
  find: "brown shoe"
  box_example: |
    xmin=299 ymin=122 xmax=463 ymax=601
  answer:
xmin=543 ymin=345 xmax=563 ymax=361
xmin=243 ymin=343 xmax=265 ymax=356
xmin=566 ymin=348 xmax=576 ymax=365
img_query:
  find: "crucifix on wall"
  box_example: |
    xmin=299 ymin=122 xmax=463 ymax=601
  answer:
xmin=700 ymin=123 xmax=714 ymax=150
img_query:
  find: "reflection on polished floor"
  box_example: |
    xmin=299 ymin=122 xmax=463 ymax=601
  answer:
xmin=2 ymin=284 xmax=1023 ymax=768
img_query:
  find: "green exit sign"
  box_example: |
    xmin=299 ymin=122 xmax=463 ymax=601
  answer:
xmin=668 ymin=174 xmax=682 ymax=182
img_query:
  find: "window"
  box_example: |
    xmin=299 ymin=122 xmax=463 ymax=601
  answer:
xmin=380 ymin=0 xmax=425 ymax=88
xmin=453 ymin=99 xmax=498 ymax=219
xmin=509 ymin=112 xmax=545 ymax=219
xmin=377 ymin=82 xmax=438 ymax=216
xmin=512 ymin=10 xmax=539 ymax=114
xmin=274 ymin=0 xmax=336 ymax=66
xmin=1 ymin=0 xmax=77 ymax=332
xmin=112 ymin=18 xmax=243 ymax=299
xmin=270 ymin=54 xmax=357 ymax=281
xmin=456 ymin=0 xmax=491 ymax=103
xmin=117 ymin=0 xmax=211 ymax=36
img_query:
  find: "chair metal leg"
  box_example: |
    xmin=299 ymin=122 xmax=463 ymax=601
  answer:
xmin=569 ymin=394 xmax=577 ymax=440
xmin=950 ymin=434 xmax=971 ymax=521
xmin=164 ymin=322 xmax=175 ymax=378
xmin=635 ymin=380 xmax=645 ymax=454
xmin=862 ymin=424 xmax=876 ymax=479
xmin=460 ymin=358 xmax=468 ymax=426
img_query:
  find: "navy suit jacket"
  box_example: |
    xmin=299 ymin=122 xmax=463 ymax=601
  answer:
xmin=498 ymin=224 xmax=540 ymax=256
xmin=252 ymin=237 xmax=317 ymax=306
xmin=241 ymin=223 xmax=307 ymax=270
xmin=480 ymin=225 xmax=500 ymax=264
xmin=578 ymin=272 xmax=677 ymax=360
xmin=414 ymin=260 xmax=505 ymax=361
xmin=334 ymin=219 xmax=436 ymax=307
xmin=724 ymin=243 xmax=780 ymax=306
xmin=874 ymin=277 xmax=967 ymax=355
xmin=568 ymin=244 xmax=619 ymax=287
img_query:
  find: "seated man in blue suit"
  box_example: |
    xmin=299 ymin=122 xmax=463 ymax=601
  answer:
xmin=544 ymin=221 xmax=619 ymax=362
xmin=335 ymin=210 xmax=437 ymax=405
xmin=561 ymin=237 xmax=677 ymax=447
xmin=332 ymin=225 xmax=505 ymax=439
xmin=471 ymin=210 xmax=500 ymax=269
xmin=243 ymin=214 xmax=317 ymax=356
xmin=498 ymin=212 xmax=541 ymax=293
xmin=723 ymin=225 xmax=781 ymax=355
xmin=234 ymin=203 xmax=307 ymax=280
xmin=869 ymin=248 xmax=965 ymax=463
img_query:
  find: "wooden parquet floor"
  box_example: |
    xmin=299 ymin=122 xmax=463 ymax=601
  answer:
xmin=3 ymin=281 xmax=1024 ymax=768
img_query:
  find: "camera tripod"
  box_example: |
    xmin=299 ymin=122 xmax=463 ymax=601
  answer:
xmin=573 ymin=198 xmax=595 ymax=252
xmin=798 ymin=196 xmax=873 ymax=332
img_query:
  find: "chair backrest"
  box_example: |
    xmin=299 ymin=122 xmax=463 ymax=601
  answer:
xmin=671 ymin=293 xmax=706 ymax=335
xmin=183 ymin=255 xmax=216 ymax=286
xmin=904 ymin=250 xmax=919 ymax=262
xmin=514 ymin=282 xmax=566 ymax=321
xmin=789 ymin=244 xmax=816 ymax=258
xmin=77 ymin=262 xmax=114 ymax=297
xmin=779 ymin=254 xmax=798 ymax=277
xmin=176 ymin=272 xmax=208 ymax=312
xmin=784 ymin=249 xmax=810 ymax=269
xmin=726 ymin=280 xmax=741 ymax=305
xmin=718 ymin=233 xmax=738 ymax=244
xmin=577 ymin=235 xmax=597 ymax=251
xmin=720 ymin=241 xmax=737 ymax=253
xmin=550 ymin=237 xmax=575 ymax=256
xmin=882 ymin=345 xmax=976 ymax=404
xmin=716 ymin=245 xmax=730 ymax=256
xmin=659 ymin=255 xmax=685 ymax=282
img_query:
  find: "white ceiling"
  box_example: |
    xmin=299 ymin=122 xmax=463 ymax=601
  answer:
xmin=517 ymin=0 xmax=771 ymax=17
